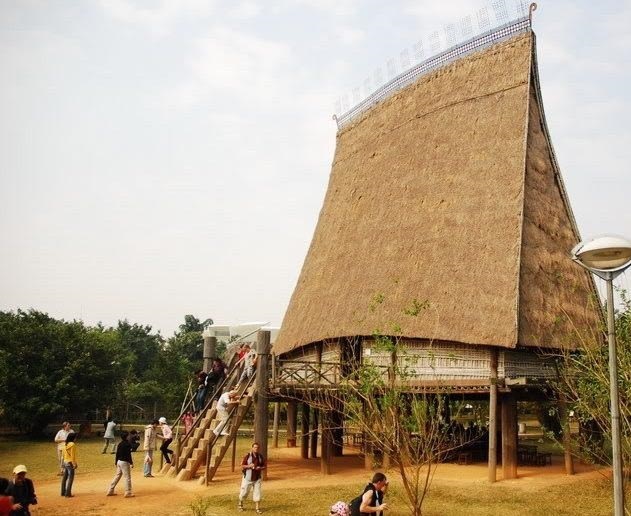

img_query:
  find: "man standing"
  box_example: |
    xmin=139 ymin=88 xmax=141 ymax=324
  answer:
xmin=6 ymin=465 xmax=37 ymax=516
xmin=157 ymin=417 xmax=173 ymax=464
xmin=102 ymin=418 xmax=117 ymax=454
xmin=238 ymin=442 xmax=266 ymax=514
xmin=213 ymin=389 xmax=240 ymax=437
xmin=143 ymin=420 xmax=158 ymax=477
xmin=54 ymin=422 xmax=73 ymax=475
xmin=106 ymin=431 xmax=134 ymax=498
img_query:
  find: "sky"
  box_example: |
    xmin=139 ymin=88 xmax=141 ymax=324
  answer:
xmin=1 ymin=0 xmax=630 ymax=337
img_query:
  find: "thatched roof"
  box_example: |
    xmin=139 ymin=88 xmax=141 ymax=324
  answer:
xmin=274 ymin=31 xmax=599 ymax=356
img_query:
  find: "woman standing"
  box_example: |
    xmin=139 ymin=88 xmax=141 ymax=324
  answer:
xmin=61 ymin=433 xmax=78 ymax=497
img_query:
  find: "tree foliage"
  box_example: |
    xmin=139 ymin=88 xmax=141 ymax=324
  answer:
xmin=296 ymin=296 xmax=474 ymax=516
xmin=0 ymin=310 xmax=212 ymax=434
xmin=556 ymin=289 xmax=631 ymax=474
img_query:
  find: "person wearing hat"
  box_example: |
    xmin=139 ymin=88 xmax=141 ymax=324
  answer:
xmin=157 ymin=417 xmax=174 ymax=464
xmin=5 ymin=465 xmax=37 ymax=516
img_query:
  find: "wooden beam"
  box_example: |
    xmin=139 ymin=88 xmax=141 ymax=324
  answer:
xmin=272 ymin=402 xmax=280 ymax=448
xmin=301 ymin=403 xmax=310 ymax=459
xmin=203 ymin=336 xmax=216 ymax=372
xmin=254 ymin=330 xmax=271 ymax=480
xmin=488 ymin=348 xmax=498 ymax=483
xmin=287 ymin=401 xmax=297 ymax=447
xmin=559 ymin=393 xmax=575 ymax=475
xmin=310 ymin=409 xmax=319 ymax=459
xmin=501 ymin=392 xmax=517 ymax=479
xmin=320 ymin=410 xmax=331 ymax=475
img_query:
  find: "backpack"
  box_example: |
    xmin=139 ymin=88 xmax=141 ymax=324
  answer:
xmin=349 ymin=484 xmax=378 ymax=516
xmin=349 ymin=494 xmax=362 ymax=516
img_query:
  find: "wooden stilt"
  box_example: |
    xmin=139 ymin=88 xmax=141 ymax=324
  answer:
xmin=287 ymin=401 xmax=297 ymax=447
xmin=254 ymin=330 xmax=271 ymax=480
xmin=272 ymin=402 xmax=280 ymax=448
xmin=488 ymin=348 xmax=498 ymax=483
xmin=320 ymin=410 xmax=331 ymax=475
xmin=310 ymin=409 xmax=319 ymax=459
xmin=301 ymin=403 xmax=310 ymax=459
xmin=501 ymin=392 xmax=518 ymax=479
xmin=559 ymin=394 xmax=575 ymax=475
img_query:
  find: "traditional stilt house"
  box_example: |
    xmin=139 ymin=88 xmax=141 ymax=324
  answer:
xmin=272 ymin=10 xmax=601 ymax=480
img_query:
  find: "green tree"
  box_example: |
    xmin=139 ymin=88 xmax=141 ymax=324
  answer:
xmin=0 ymin=310 xmax=128 ymax=434
xmin=556 ymin=290 xmax=631 ymax=474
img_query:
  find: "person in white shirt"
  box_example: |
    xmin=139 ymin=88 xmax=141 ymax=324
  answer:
xmin=102 ymin=418 xmax=117 ymax=454
xmin=54 ymin=422 xmax=74 ymax=475
xmin=213 ymin=389 xmax=240 ymax=437
xmin=157 ymin=417 xmax=174 ymax=464
xmin=143 ymin=420 xmax=159 ymax=477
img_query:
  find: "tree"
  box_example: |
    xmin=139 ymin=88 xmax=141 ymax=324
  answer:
xmin=294 ymin=297 xmax=474 ymax=516
xmin=556 ymin=289 xmax=631 ymax=474
xmin=0 ymin=310 xmax=128 ymax=433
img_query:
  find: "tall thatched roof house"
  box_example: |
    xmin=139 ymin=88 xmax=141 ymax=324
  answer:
xmin=272 ymin=15 xmax=600 ymax=480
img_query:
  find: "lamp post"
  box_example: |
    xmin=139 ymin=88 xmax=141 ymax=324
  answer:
xmin=571 ymin=235 xmax=631 ymax=516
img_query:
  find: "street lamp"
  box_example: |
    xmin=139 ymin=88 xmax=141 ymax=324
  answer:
xmin=571 ymin=235 xmax=631 ymax=516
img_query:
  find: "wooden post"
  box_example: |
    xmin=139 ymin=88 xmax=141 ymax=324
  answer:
xmin=488 ymin=348 xmax=498 ymax=483
xmin=320 ymin=410 xmax=331 ymax=475
xmin=301 ymin=403 xmax=310 ymax=459
xmin=287 ymin=401 xmax=298 ymax=447
xmin=273 ymin=402 xmax=280 ymax=448
xmin=501 ymin=392 xmax=518 ymax=480
xmin=363 ymin=433 xmax=372 ymax=470
xmin=310 ymin=409 xmax=319 ymax=459
xmin=331 ymin=406 xmax=344 ymax=457
xmin=254 ymin=330 xmax=271 ymax=480
xmin=559 ymin=394 xmax=575 ymax=475
xmin=232 ymin=431 xmax=237 ymax=472
xmin=203 ymin=335 xmax=216 ymax=372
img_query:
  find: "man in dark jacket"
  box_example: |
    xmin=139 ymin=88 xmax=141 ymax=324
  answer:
xmin=106 ymin=431 xmax=134 ymax=498
xmin=5 ymin=465 xmax=37 ymax=516
xmin=350 ymin=472 xmax=388 ymax=516
xmin=238 ymin=442 xmax=266 ymax=513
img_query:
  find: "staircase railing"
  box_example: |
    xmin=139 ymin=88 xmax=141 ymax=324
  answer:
xmin=204 ymin=371 xmax=258 ymax=485
xmin=172 ymin=353 xmax=244 ymax=473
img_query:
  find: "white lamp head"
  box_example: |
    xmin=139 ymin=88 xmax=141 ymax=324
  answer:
xmin=571 ymin=235 xmax=631 ymax=273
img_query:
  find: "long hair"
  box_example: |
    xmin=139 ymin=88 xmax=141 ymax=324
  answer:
xmin=66 ymin=433 xmax=77 ymax=444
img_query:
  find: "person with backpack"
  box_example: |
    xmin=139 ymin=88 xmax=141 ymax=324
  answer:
xmin=238 ymin=442 xmax=266 ymax=514
xmin=349 ymin=472 xmax=388 ymax=515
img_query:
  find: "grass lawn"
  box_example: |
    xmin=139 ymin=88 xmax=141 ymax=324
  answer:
xmin=0 ymin=434 xmax=621 ymax=515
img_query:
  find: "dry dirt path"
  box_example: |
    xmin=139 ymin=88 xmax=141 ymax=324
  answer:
xmin=29 ymin=447 xmax=604 ymax=515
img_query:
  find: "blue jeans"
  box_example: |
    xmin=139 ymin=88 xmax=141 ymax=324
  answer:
xmin=61 ymin=462 xmax=75 ymax=496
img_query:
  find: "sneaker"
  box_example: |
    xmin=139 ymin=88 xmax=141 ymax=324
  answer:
xmin=106 ymin=492 xmax=116 ymax=496
xmin=238 ymin=505 xmax=244 ymax=512
xmin=256 ymin=509 xmax=263 ymax=514
xmin=124 ymin=493 xmax=135 ymax=498
xmin=144 ymin=474 xmax=154 ymax=478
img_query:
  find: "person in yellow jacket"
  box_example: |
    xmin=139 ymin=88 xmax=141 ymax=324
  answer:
xmin=61 ymin=433 xmax=78 ymax=497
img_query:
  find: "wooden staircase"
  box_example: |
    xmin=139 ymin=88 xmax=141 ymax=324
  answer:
xmin=162 ymin=377 xmax=256 ymax=482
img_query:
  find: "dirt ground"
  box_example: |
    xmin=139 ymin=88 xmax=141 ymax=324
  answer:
xmin=29 ymin=446 xmax=605 ymax=516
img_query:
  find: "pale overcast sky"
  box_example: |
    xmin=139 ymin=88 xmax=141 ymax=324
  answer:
xmin=1 ymin=0 xmax=630 ymax=337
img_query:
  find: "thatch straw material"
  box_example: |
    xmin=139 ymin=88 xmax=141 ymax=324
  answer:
xmin=274 ymin=32 xmax=599 ymax=356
